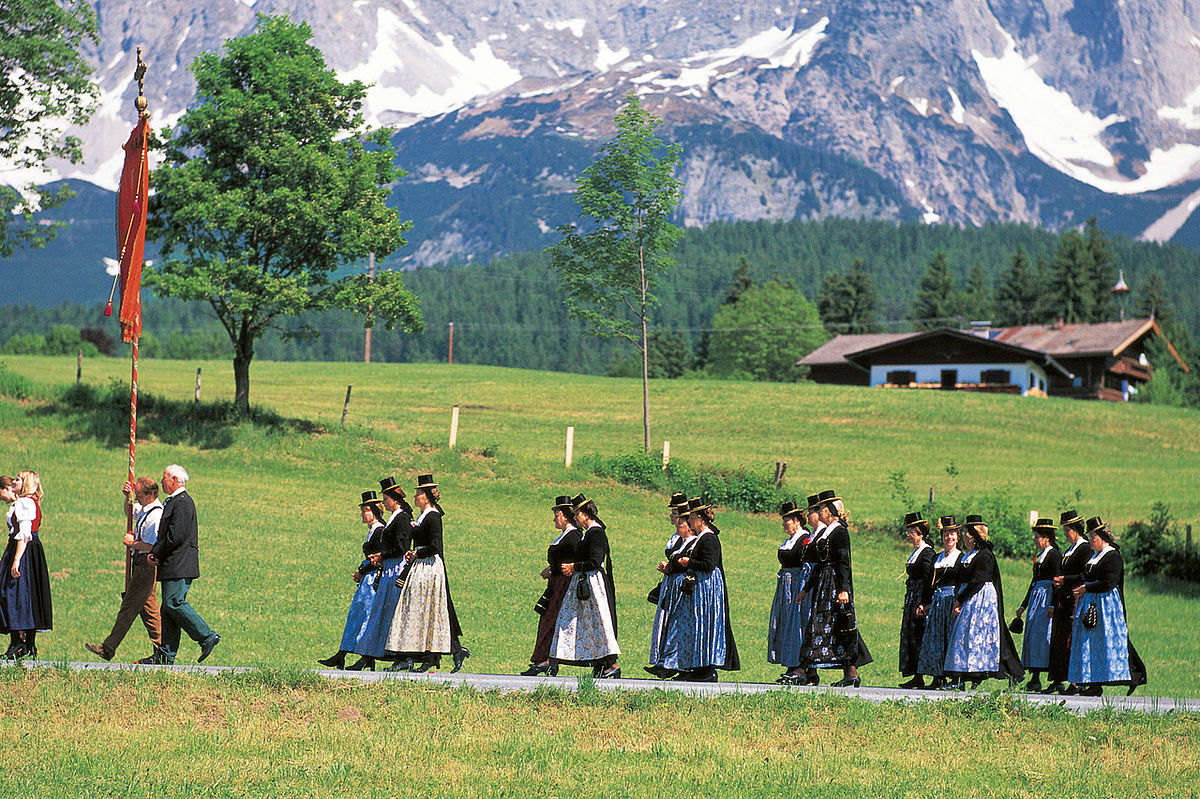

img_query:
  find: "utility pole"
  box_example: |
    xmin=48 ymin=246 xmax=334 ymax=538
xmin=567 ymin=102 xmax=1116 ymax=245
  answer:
xmin=363 ymin=252 xmax=375 ymax=362
xmin=448 ymin=321 xmax=454 ymax=364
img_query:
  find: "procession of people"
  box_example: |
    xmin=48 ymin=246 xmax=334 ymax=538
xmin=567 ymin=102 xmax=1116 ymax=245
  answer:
xmin=0 ymin=463 xmax=1149 ymax=696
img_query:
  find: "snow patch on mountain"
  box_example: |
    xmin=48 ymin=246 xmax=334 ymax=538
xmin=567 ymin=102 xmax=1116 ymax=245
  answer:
xmin=544 ymin=18 xmax=587 ymax=37
xmin=1159 ymin=84 xmax=1200 ymax=130
xmin=973 ymin=28 xmax=1200 ymax=195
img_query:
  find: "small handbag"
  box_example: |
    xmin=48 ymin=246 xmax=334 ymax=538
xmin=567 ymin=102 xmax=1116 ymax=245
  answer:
xmin=646 ymin=583 xmax=662 ymax=605
xmin=577 ymin=575 xmax=592 ymax=601
xmin=680 ymin=574 xmax=697 ymax=595
xmin=834 ymin=605 xmax=857 ymax=634
xmin=1082 ymin=604 xmax=1099 ymax=630
xmin=533 ymin=592 xmax=550 ymax=615
xmin=1009 ymin=616 xmax=1024 ymax=634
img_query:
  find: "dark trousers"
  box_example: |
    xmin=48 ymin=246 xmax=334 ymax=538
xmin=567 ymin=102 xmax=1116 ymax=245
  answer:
xmin=101 ymin=555 xmax=161 ymax=656
xmin=159 ymin=578 xmax=214 ymax=662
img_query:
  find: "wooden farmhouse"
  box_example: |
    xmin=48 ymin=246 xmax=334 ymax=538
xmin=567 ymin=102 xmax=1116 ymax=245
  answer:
xmin=799 ymin=318 xmax=1188 ymax=401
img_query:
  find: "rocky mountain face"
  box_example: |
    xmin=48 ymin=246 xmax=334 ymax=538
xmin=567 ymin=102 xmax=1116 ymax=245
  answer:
xmin=10 ymin=0 xmax=1200 ymax=274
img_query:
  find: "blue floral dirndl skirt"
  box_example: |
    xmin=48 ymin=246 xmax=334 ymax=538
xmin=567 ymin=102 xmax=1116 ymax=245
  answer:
xmin=917 ymin=586 xmax=956 ymax=676
xmin=660 ymin=569 xmax=729 ymax=671
xmin=648 ymin=572 xmax=685 ymax=666
xmin=354 ymin=556 xmax=406 ymax=658
xmin=945 ymin=582 xmax=1000 ymax=674
xmin=1021 ymin=580 xmax=1054 ymax=669
xmin=767 ymin=565 xmax=810 ymax=668
xmin=338 ymin=564 xmax=379 ymax=652
xmin=1068 ymin=589 xmax=1131 ymax=684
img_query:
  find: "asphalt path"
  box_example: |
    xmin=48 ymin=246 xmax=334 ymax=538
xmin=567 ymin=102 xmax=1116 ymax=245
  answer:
xmin=16 ymin=659 xmax=1200 ymax=716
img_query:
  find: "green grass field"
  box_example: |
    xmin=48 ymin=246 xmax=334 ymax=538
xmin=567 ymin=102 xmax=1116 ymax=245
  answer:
xmin=2 ymin=354 xmax=1199 ymax=796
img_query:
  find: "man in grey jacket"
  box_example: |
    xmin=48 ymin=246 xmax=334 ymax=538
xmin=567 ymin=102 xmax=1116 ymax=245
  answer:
xmin=145 ymin=464 xmax=220 ymax=665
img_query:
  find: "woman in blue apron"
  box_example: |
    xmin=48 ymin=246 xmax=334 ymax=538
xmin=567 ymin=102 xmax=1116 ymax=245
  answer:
xmin=917 ymin=516 xmax=962 ymax=689
xmin=768 ymin=499 xmax=812 ymax=684
xmin=646 ymin=493 xmax=692 ymax=679
xmin=317 ymin=491 xmax=386 ymax=669
xmin=1010 ymin=518 xmax=1061 ymax=692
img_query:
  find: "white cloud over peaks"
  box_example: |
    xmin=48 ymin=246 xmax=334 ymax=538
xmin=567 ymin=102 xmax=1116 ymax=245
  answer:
xmin=973 ymin=27 xmax=1200 ymax=195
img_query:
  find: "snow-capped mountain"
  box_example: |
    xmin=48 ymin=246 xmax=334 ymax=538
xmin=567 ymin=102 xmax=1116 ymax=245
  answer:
xmin=10 ymin=0 xmax=1200 ymax=266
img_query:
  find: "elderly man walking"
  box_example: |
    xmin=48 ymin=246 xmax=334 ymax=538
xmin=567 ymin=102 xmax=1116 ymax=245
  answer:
xmin=145 ymin=464 xmax=220 ymax=665
xmin=84 ymin=477 xmax=165 ymax=661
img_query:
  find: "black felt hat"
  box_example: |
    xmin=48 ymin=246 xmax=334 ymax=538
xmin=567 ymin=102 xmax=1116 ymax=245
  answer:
xmin=903 ymin=511 xmax=929 ymax=531
xmin=415 ymin=473 xmax=437 ymax=489
xmin=1059 ymin=509 xmax=1084 ymax=527
xmin=552 ymin=495 xmax=573 ymax=512
xmin=684 ymin=497 xmax=711 ymax=517
xmin=1032 ymin=517 xmax=1058 ymax=534
xmin=570 ymin=493 xmax=589 ymax=512
xmin=805 ymin=493 xmax=822 ymax=510
xmin=937 ymin=515 xmax=960 ymax=532
xmin=780 ymin=500 xmax=805 ymax=519
xmin=1085 ymin=516 xmax=1115 ymax=543
xmin=963 ymin=514 xmax=986 ymax=530
xmin=814 ymin=489 xmax=841 ymax=505
xmin=359 ymin=490 xmax=384 ymax=509
xmin=379 ymin=476 xmax=405 ymax=497
xmin=668 ymin=492 xmax=688 ymax=509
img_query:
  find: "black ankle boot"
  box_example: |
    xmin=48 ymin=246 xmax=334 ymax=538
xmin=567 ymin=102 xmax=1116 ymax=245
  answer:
xmin=345 ymin=656 xmax=375 ymax=671
xmin=317 ymin=651 xmax=348 ymax=669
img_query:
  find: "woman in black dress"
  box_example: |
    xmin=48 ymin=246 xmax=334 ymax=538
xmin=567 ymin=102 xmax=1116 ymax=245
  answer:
xmin=1048 ymin=509 xmax=1090 ymax=694
xmin=550 ymin=495 xmax=621 ymax=678
xmin=0 ymin=470 xmax=52 ymax=660
xmin=799 ymin=489 xmax=872 ymax=687
xmin=1011 ymin=518 xmax=1062 ymax=692
xmin=898 ymin=511 xmax=935 ymax=688
xmin=522 ymin=495 xmax=581 ymax=676
xmin=916 ymin=516 xmax=963 ymax=689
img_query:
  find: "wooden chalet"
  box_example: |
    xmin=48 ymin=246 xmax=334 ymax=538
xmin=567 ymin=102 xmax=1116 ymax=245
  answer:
xmin=799 ymin=318 xmax=1188 ymax=401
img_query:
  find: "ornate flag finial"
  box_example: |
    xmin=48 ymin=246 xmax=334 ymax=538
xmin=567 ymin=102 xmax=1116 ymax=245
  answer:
xmin=134 ymin=47 xmax=149 ymax=118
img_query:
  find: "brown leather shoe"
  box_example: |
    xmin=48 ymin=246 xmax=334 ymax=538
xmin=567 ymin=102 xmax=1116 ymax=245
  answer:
xmin=84 ymin=643 xmax=113 ymax=661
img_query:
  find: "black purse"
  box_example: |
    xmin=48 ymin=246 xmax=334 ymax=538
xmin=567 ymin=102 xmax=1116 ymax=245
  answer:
xmin=577 ymin=574 xmax=592 ymax=601
xmin=1082 ymin=604 xmax=1099 ymax=630
xmin=834 ymin=604 xmax=857 ymax=634
xmin=1009 ymin=616 xmax=1024 ymax=634
xmin=534 ymin=589 xmax=551 ymax=615
xmin=680 ymin=574 xmax=697 ymax=595
xmin=646 ymin=583 xmax=662 ymax=605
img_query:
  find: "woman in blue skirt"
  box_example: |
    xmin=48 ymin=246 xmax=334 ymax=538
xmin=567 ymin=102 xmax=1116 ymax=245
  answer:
xmin=658 ymin=498 xmax=739 ymax=682
xmin=1010 ymin=518 xmax=1062 ymax=692
xmin=646 ymin=494 xmax=693 ymax=678
xmin=768 ymin=499 xmax=812 ymax=684
xmin=317 ymin=491 xmax=386 ymax=668
xmin=944 ymin=515 xmax=1023 ymax=689
xmin=346 ymin=477 xmax=412 ymax=671
xmin=898 ymin=511 xmax=935 ymax=688
xmin=1068 ymin=517 xmax=1147 ymax=696
xmin=917 ymin=516 xmax=963 ymax=688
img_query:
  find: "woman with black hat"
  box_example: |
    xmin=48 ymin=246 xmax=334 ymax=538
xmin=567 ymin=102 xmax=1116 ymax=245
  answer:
xmin=347 ymin=477 xmax=413 ymax=670
xmin=768 ymin=499 xmax=812 ymax=684
xmin=656 ymin=498 xmax=740 ymax=682
xmin=1067 ymin=517 xmax=1148 ymax=696
xmin=944 ymin=515 xmax=1023 ymax=689
xmin=799 ymin=490 xmax=872 ymax=687
xmin=386 ymin=474 xmax=470 ymax=673
xmin=916 ymin=516 xmax=963 ymax=689
xmin=646 ymin=494 xmax=693 ymax=678
xmin=1011 ymin=518 xmax=1062 ymax=692
xmin=898 ymin=511 xmax=935 ymax=689
xmin=1048 ymin=510 xmax=1090 ymax=694
xmin=318 ymin=492 xmax=387 ymax=669
xmin=522 ymin=495 xmax=582 ymax=676
xmin=550 ymin=494 xmax=621 ymax=678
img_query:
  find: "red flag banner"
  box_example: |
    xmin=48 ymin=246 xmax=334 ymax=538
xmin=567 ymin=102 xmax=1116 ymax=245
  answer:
xmin=116 ymin=116 xmax=150 ymax=343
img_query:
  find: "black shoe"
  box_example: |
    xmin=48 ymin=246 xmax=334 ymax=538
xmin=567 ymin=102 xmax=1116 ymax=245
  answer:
xmin=940 ymin=681 xmax=965 ymax=691
xmin=1126 ymin=682 xmax=1138 ymax=697
xmin=521 ymin=662 xmax=551 ymax=677
xmin=451 ymin=648 xmax=471 ymax=674
xmin=806 ymin=669 xmax=819 ymax=686
xmin=928 ymin=676 xmax=946 ymax=690
xmin=411 ymin=660 xmax=436 ymax=673
xmin=137 ymin=651 xmax=168 ymax=665
xmin=198 ymin=634 xmax=221 ymax=663
xmin=1079 ymin=685 xmax=1102 ymax=697
xmin=899 ymin=676 xmax=925 ymax=689
xmin=317 ymin=651 xmax=347 ymax=669
xmin=969 ymin=679 xmax=983 ymax=690
xmin=775 ymin=674 xmax=796 ymax=685
xmin=598 ymin=666 xmax=621 ymax=679
xmin=1025 ymin=679 xmax=1043 ymax=693
xmin=1061 ymin=683 xmax=1080 ymax=695
xmin=345 ymin=656 xmax=375 ymax=671
xmin=1041 ymin=682 xmax=1065 ymax=695
xmin=643 ymin=665 xmax=675 ymax=679
xmin=387 ymin=659 xmax=414 ymax=672
xmin=1 ymin=644 xmax=19 ymax=660
xmin=831 ymin=676 xmax=860 ymax=688
xmin=549 ymin=662 xmax=559 ymax=676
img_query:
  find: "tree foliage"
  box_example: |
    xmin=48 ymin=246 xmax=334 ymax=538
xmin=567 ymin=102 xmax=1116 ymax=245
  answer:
xmin=818 ymin=258 xmax=879 ymax=334
xmin=0 ymin=0 xmax=99 ymax=256
xmin=548 ymin=92 xmax=683 ymax=449
xmin=994 ymin=246 xmax=1046 ymax=326
xmin=147 ymin=14 xmax=421 ymax=412
xmin=911 ymin=249 xmax=959 ymax=328
xmin=706 ymin=277 xmax=827 ymax=382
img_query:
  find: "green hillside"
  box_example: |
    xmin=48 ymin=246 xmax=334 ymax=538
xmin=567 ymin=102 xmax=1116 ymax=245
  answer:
xmin=2 ymin=355 xmax=1197 ymax=695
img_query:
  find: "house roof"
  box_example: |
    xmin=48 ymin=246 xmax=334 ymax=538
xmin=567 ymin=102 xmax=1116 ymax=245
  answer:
xmin=993 ymin=318 xmax=1189 ymax=372
xmin=844 ymin=328 xmax=1073 ymax=378
xmin=798 ymin=333 xmax=910 ymax=369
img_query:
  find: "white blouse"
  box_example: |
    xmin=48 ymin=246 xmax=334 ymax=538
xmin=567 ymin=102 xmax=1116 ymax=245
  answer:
xmin=6 ymin=497 xmax=36 ymax=542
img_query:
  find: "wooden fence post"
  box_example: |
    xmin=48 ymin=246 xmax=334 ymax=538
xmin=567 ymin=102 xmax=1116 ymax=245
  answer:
xmin=1187 ymin=524 xmax=1193 ymax=554
xmin=928 ymin=486 xmax=935 ymax=508
xmin=565 ymin=426 xmax=574 ymax=468
xmin=662 ymin=440 xmax=670 ymax=470
xmin=76 ymin=348 xmax=82 ymax=384
xmin=449 ymin=405 xmax=460 ymax=448
xmin=194 ymin=368 xmax=202 ymax=405
xmin=341 ymin=385 xmax=352 ymax=428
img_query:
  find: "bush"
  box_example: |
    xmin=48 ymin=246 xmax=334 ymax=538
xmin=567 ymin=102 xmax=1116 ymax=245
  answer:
xmin=582 ymin=452 xmax=785 ymax=514
xmin=2 ymin=334 xmax=46 ymax=355
xmin=1124 ymin=503 xmax=1200 ymax=582
xmin=0 ymin=363 xmax=38 ymax=400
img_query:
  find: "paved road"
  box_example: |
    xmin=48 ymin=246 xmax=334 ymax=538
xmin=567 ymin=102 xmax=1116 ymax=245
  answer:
xmin=20 ymin=660 xmax=1199 ymax=715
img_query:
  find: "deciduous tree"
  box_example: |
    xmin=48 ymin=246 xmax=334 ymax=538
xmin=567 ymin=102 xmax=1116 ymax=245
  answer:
xmin=148 ymin=15 xmax=422 ymax=413
xmin=706 ymin=278 xmax=826 ymax=381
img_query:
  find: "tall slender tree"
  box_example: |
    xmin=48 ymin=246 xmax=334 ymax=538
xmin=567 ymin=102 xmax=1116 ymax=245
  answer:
xmin=911 ymin=249 xmax=959 ymax=328
xmin=1049 ymin=229 xmax=1093 ymax=324
xmin=995 ymin=246 xmax=1044 ymax=326
xmin=962 ymin=261 xmax=993 ymax=322
xmin=1083 ymin=216 xmax=1119 ymax=322
xmin=549 ymin=93 xmax=683 ymax=451
xmin=818 ymin=258 xmax=879 ymax=333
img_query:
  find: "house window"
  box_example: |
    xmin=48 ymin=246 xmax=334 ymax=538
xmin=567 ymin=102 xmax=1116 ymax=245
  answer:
xmin=940 ymin=369 xmax=957 ymax=389
xmin=1029 ymin=373 xmax=1036 ymax=389
xmin=980 ymin=369 xmax=1010 ymax=384
xmin=886 ymin=370 xmax=916 ymax=385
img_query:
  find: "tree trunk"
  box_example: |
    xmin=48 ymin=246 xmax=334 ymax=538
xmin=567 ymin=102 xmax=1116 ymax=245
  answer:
xmin=640 ymin=252 xmax=650 ymax=453
xmin=233 ymin=321 xmax=255 ymax=416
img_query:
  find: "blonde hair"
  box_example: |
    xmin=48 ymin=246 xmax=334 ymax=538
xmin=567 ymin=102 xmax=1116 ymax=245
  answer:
xmin=17 ymin=470 xmax=42 ymax=502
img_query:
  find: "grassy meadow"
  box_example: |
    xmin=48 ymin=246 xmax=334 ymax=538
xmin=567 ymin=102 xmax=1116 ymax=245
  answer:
xmin=1 ymin=353 xmax=1197 ymax=693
